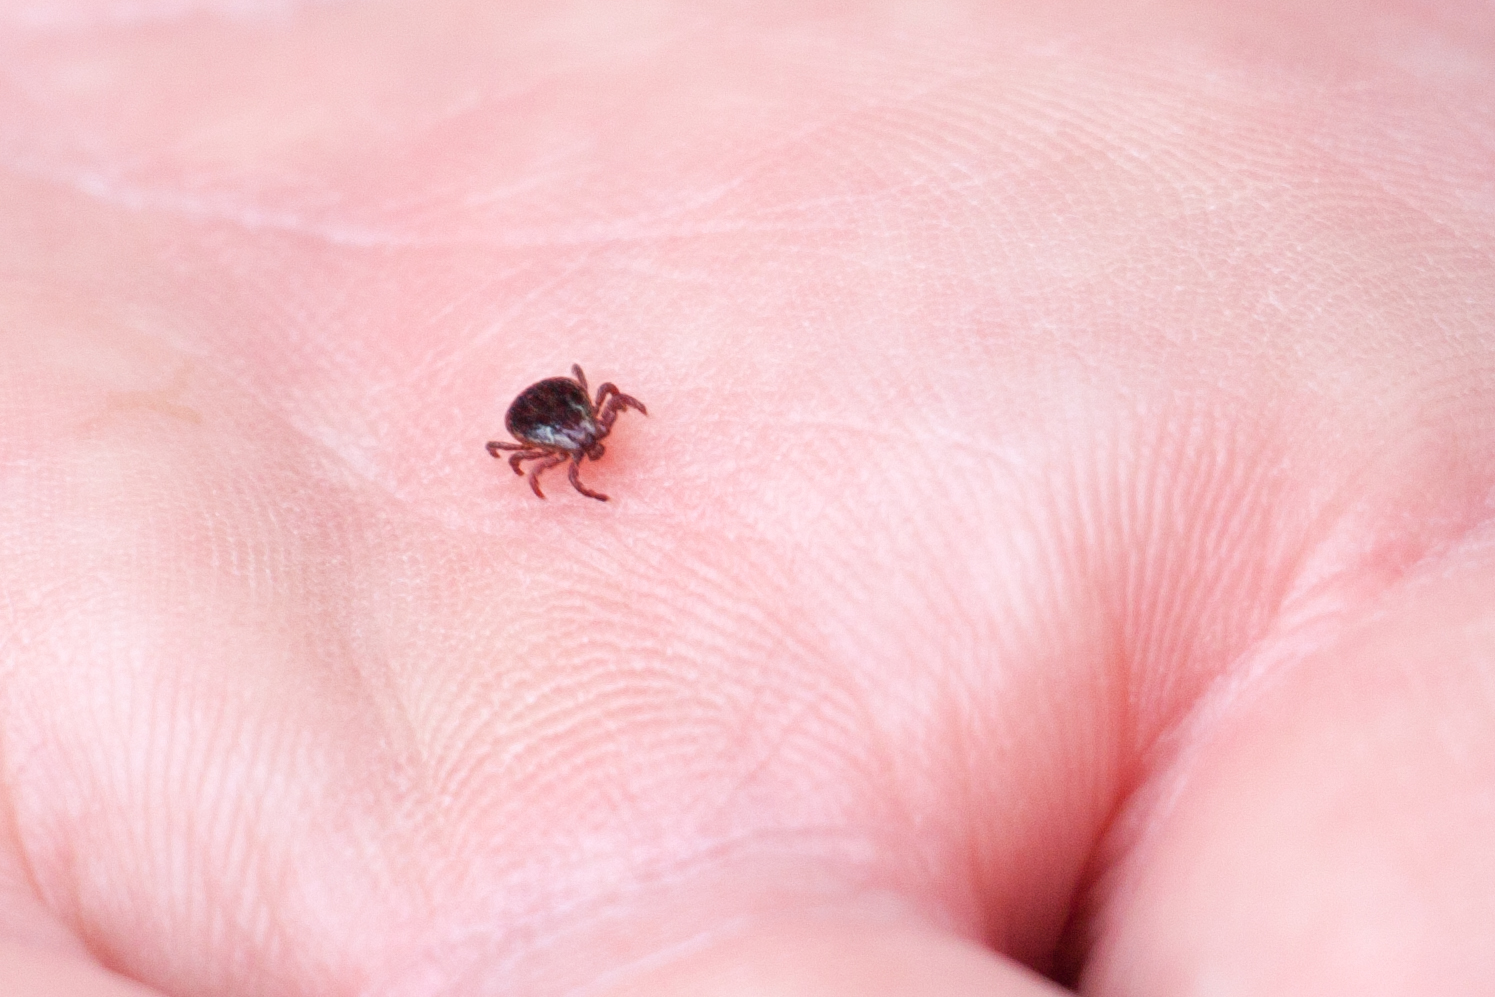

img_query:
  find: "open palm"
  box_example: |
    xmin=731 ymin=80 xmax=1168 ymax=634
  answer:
xmin=2 ymin=1 xmax=1493 ymax=994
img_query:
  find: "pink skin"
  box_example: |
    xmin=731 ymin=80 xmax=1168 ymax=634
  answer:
xmin=1 ymin=1 xmax=1493 ymax=995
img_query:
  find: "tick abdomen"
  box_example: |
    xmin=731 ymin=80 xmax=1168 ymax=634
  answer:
xmin=505 ymin=378 xmax=596 ymax=451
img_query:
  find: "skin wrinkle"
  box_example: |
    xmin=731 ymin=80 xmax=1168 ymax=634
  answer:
xmin=437 ymin=836 xmax=874 ymax=993
xmin=4 ymin=28 xmax=909 ymax=252
xmin=413 ymin=867 xmax=873 ymax=997
xmin=8 ymin=19 xmax=1381 ymax=255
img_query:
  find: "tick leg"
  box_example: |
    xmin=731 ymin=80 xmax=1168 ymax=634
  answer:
xmin=504 ymin=448 xmax=548 ymax=476
xmin=489 ymin=441 xmax=547 ymax=476
xmin=528 ymin=453 xmax=568 ymax=499
xmin=597 ymin=392 xmax=648 ymax=431
xmin=571 ymin=364 xmax=589 ymax=399
xmin=568 ymin=455 xmax=608 ymax=502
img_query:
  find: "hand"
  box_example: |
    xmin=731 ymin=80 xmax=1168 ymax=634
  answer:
xmin=2 ymin=2 xmax=1492 ymax=994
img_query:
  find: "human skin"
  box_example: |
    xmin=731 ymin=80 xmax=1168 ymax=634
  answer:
xmin=1 ymin=0 xmax=1493 ymax=994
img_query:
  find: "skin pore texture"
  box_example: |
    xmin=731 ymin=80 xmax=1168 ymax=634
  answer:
xmin=1 ymin=0 xmax=1493 ymax=994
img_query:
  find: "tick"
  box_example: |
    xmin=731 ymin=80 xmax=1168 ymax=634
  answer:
xmin=486 ymin=364 xmax=648 ymax=501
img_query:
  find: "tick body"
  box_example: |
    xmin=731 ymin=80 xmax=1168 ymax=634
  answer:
xmin=486 ymin=364 xmax=647 ymax=501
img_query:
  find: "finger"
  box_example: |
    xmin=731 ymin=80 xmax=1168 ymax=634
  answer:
xmin=0 ymin=941 xmax=167 ymax=997
xmin=603 ymin=918 xmax=1067 ymax=997
xmin=1083 ymin=528 xmax=1495 ymax=993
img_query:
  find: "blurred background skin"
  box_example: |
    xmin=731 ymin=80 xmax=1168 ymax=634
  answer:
xmin=1 ymin=0 xmax=1493 ymax=994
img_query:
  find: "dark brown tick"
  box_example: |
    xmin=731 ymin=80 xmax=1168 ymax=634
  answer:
xmin=486 ymin=364 xmax=647 ymax=501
